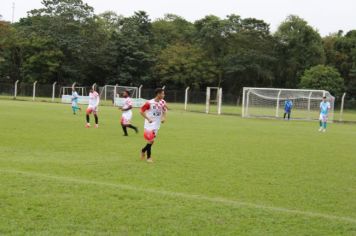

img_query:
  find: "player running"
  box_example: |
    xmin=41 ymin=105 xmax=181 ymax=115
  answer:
xmin=71 ymin=89 xmax=81 ymax=115
xmin=85 ymin=88 xmax=100 ymax=128
xmin=319 ymin=96 xmax=331 ymax=132
xmin=140 ymin=88 xmax=167 ymax=163
xmin=283 ymin=97 xmax=293 ymax=120
xmin=120 ymin=90 xmax=138 ymax=136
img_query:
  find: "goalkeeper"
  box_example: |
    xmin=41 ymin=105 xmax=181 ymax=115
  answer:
xmin=283 ymin=97 xmax=293 ymax=120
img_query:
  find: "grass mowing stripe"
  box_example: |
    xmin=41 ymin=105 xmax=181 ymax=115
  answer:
xmin=2 ymin=168 xmax=356 ymax=225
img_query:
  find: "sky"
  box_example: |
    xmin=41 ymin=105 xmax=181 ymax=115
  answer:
xmin=0 ymin=0 xmax=355 ymax=36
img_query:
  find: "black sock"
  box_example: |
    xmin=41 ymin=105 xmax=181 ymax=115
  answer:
xmin=94 ymin=115 xmax=98 ymax=124
xmin=86 ymin=115 xmax=89 ymax=123
xmin=283 ymin=113 xmax=286 ymax=119
xmin=142 ymin=143 xmax=152 ymax=154
xmin=128 ymin=124 xmax=138 ymax=132
xmin=147 ymin=144 xmax=152 ymax=158
xmin=288 ymin=113 xmax=291 ymax=120
xmin=122 ymin=125 xmax=128 ymax=135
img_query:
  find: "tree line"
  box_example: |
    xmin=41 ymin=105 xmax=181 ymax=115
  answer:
xmin=0 ymin=0 xmax=355 ymax=99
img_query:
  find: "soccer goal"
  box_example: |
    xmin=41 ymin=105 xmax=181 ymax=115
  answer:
xmin=242 ymin=87 xmax=335 ymax=121
xmin=99 ymin=85 xmax=139 ymax=101
xmin=59 ymin=86 xmax=87 ymax=96
xmin=206 ymin=87 xmax=223 ymax=115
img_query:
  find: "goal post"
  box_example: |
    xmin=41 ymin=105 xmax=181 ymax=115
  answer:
xmin=242 ymin=87 xmax=335 ymax=121
xmin=206 ymin=87 xmax=222 ymax=115
xmin=99 ymin=85 xmax=139 ymax=102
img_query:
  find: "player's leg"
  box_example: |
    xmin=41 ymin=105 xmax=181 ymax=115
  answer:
xmin=121 ymin=116 xmax=129 ymax=136
xmin=142 ymin=130 xmax=156 ymax=161
xmin=288 ymin=111 xmax=291 ymax=120
xmin=283 ymin=112 xmax=286 ymax=119
xmin=323 ymin=117 xmax=327 ymax=132
xmin=94 ymin=114 xmax=98 ymax=128
xmin=86 ymin=108 xmax=92 ymax=127
xmin=127 ymin=124 xmax=138 ymax=133
xmin=72 ymin=106 xmax=76 ymax=114
xmin=318 ymin=114 xmax=323 ymax=131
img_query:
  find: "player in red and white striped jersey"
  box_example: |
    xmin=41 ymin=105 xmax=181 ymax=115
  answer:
xmin=120 ymin=90 xmax=138 ymax=136
xmin=85 ymin=88 xmax=100 ymax=128
xmin=140 ymin=88 xmax=167 ymax=163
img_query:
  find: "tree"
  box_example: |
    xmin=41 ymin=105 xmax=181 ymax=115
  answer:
xmin=155 ymin=42 xmax=217 ymax=89
xmin=275 ymin=15 xmax=325 ymax=88
xmin=331 ymin=30 xmax=356 ymax=97
xmin=112 ymin=11 xmax=154 ymax=86
xmin=299 ymin=65 xmax=344 ymax=97
xmin=223 ymin=17 xmax=276 ymax=93
xmin=151 ymin=14 xmax=194 ymax=50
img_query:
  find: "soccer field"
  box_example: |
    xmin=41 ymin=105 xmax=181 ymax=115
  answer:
xmin=0 ymin=99 xmax=356 ymax=235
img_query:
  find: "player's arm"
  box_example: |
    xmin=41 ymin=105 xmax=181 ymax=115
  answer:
xmin=161 ymin=110 xmax=167 ymax=123
xmin=140 ymin=102 xmax=152 ymax=123
xmin=95 ymin=94 xmax=100 ymax=107
xmin=121 ymin=105 xmax=132 ymax=111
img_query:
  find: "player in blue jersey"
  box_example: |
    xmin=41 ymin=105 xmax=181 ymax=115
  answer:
xmin=319 ymin=96 xmax=331 ymax=132
xmin=71 ymin=89 xmax=81 ymax=115
xmin=283 ymin=97 xmax=293 ymax=120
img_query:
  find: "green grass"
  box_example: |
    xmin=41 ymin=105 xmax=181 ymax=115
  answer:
xmin=1 ymin=99 xmax=356 ymax=235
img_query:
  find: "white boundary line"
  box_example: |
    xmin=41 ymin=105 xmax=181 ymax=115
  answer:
xmin=2 ymin=169 xmax=356 ymax=225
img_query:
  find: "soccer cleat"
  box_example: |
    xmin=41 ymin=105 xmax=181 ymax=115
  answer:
xmin=85 ymin=123 xmax=91 ymax=128
xmin=141 ymin=152 xmax=146 ymax=160
xmin=318 ymin=127 xmax=323 ymax=132
xmin=146 ymin=158 xmax=153 ymax=163
xmin=322 ymin=129 xmax=326 ymax=133
xmin=95 ymin=124 xmax=99 ymax=128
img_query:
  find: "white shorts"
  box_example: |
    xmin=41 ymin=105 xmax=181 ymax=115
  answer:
xmin=86 ymin=106 xmax=98 ymax=114
xmin=319 ymin=114 xmax=328 ymax=122
xmin=121 ymin=111 xmax=132 ymax=125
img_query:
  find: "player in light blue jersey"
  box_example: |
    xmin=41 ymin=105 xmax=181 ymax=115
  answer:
xmin=283 ymin=97 xmax=293 ymax=120
xmin=71 ymin=89 xmax=81 ymax=115
xmin=319 ymin=96 xmax=331 ymax=132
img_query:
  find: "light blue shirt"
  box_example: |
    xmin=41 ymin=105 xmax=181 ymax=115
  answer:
xmin=320 ymin=101 xmax=330 ymax=115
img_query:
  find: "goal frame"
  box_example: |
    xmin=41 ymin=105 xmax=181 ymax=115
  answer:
xmin=100 ymin=85 xmax=139 ymax=101
xmin=242 ymin=87 xmax=335 ymax=121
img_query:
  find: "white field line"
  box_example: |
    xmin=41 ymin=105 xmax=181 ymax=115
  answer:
xmin=2 ymin=169 xmax=356 ymax=225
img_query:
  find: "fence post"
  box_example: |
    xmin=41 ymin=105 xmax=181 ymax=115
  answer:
xmin=184 ymin=87 xmax=190 ymax=111
xmin=138 ymin=85 xmax=143 ymax=98
xmin=339 ymin=92 xmax=346 ymax=122
xmin=114 ymin=84 xmax=118 ymax=98
xmin=275 ymin=89 xmax=282 ymax=117
xmin=307 ymin=91 xmax=313 ymax=120
xmin=218 ymin=88 xmax=222 ymax=115
xmin=32 ymin=81 xmax=37 ymax=101
xmin=104 ymin=85 xmax=107 ymax=101
xmin=206 ymin=87 xmax=210 ymax=114
xmin=14 ymin=80 xmax=19 ymax=99
xmin=52 ymin=82 xmax=57 ymax=102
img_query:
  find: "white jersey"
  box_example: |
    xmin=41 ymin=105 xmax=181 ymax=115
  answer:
xmin=71 ymin=91 xmax=79 ymax=106
xmin=141 ymin=99 xmax=164 ymax=131
xmin=88 ymin=91 xmax=99 ymax=108
xmin=122 ymin=97 xmax=133 ymax=115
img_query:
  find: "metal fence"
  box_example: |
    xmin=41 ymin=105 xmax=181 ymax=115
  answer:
xmin=1 ymin=81 xmax=355 ymax=122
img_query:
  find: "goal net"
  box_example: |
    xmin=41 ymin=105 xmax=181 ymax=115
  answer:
xmin=99 ymin=85 xmax=139 ymax=102
xmin=242 ymin=87 xmax=335 ymax=121
xmin=59 ymin=86 xmax=87 ymax=96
